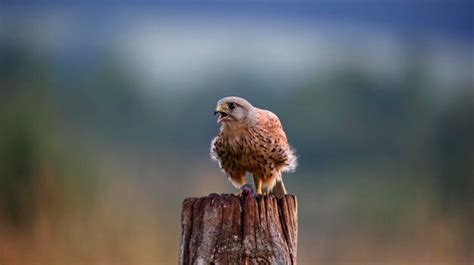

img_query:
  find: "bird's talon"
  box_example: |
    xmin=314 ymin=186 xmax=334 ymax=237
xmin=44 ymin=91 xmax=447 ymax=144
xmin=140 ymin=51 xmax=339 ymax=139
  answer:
xmin=240 ymin=184 xmax=257 ymax=198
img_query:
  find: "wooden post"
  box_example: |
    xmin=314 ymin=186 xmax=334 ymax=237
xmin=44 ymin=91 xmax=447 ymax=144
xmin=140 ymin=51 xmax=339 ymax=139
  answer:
xmin=179 ymin=193 xmax=298 ymax=264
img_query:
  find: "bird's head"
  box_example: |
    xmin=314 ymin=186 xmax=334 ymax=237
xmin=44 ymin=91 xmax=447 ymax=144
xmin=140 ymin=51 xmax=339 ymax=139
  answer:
xmin=214 ymin=96 xmax=255 ymax=125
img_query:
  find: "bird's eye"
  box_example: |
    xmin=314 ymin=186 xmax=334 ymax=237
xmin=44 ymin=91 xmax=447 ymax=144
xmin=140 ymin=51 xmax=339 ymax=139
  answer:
xmin=228 ymin=102 xmax=236 ymax=110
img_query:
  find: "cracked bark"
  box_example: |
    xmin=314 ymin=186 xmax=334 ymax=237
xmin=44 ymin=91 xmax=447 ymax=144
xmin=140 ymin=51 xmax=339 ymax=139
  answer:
xmin=179 ymin=194 xmax=297 ymax=265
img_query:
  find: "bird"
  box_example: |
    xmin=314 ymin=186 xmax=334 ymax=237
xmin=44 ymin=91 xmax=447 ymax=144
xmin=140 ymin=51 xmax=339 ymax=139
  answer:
xmin=210 ymin=96 xmax=297 ymax=197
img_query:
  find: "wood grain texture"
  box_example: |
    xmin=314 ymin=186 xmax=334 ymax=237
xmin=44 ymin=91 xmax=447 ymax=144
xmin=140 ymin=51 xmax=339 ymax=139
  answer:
xmin=179 ymin=194 xmax=297 ymax=265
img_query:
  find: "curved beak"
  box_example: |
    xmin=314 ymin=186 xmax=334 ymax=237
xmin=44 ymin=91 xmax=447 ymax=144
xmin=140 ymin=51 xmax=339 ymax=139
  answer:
xmin=214 ymin=104 xmax=229 ymax=123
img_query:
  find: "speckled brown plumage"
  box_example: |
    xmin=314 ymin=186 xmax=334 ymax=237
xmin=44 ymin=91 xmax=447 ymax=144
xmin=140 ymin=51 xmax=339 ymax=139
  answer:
xmin=210 ymin=97 xmax=297 ymax=196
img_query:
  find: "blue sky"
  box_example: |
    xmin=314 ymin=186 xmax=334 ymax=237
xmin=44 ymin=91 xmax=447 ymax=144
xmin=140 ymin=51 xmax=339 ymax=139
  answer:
xmin=2 ymin=1 xmax=473 ymax=39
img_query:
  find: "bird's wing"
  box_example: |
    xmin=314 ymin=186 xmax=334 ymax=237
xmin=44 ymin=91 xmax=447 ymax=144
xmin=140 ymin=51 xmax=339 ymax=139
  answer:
xmin=256 ymin=109 xmax=297 ymax=172
xmin=257 ymin=109 xmax=288 ymax=145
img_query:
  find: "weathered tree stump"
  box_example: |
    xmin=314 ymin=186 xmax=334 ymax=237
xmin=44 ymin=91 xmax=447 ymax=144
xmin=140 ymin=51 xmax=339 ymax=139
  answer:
xmin=179 ymin=193 xmax=298 ymax=264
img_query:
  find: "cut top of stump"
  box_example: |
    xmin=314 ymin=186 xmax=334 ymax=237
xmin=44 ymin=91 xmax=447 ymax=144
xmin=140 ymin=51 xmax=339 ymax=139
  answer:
xmin=179 ymin=194 xmax=298 ymax=265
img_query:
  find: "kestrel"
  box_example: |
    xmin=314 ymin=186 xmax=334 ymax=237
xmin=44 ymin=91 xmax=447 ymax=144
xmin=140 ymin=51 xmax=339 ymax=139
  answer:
xmin=210 ymin=96 xmax=297 ymax=196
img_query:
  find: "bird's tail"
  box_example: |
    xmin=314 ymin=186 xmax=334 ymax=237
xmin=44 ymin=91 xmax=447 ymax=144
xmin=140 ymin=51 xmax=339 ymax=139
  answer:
xmin=271 ymin=179 xmax=287 ymax=197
